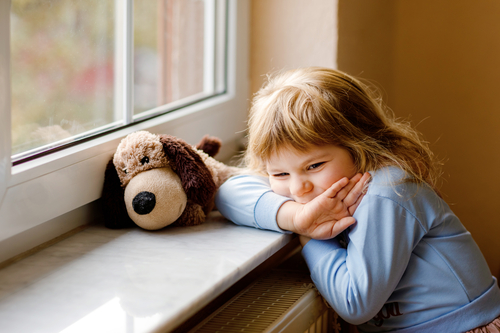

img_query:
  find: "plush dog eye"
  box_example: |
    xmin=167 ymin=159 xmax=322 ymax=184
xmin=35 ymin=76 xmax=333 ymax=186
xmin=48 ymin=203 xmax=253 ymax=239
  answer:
xmin=122 ymin=168 xmax=128 ymax=174
xmin=141 ymin=156 xmax=149 ymax=165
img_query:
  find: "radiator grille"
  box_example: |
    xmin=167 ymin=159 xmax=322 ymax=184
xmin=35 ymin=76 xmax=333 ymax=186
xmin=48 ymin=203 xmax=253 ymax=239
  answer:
xmin=190 ymin=269 xmax=333 ymax=333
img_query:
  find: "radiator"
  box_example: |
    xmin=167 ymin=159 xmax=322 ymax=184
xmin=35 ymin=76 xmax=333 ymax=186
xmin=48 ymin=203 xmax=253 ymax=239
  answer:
xmin=189 ymin=268 xmax=345 ymax=333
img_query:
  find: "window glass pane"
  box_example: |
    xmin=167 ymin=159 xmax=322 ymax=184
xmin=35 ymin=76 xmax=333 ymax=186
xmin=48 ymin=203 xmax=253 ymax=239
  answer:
xmin=11 ymin=0 xmax=116 ymax=156
xmin=10 ymin=0 xmax=226 ymax=162
xmin=134 ymin=0 xmax=205 ymax=115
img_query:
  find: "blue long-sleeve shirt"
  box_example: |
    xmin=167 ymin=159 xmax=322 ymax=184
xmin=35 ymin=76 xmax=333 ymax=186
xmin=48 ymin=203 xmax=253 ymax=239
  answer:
xmin=215 ymin=167 xmax=500 ymax=332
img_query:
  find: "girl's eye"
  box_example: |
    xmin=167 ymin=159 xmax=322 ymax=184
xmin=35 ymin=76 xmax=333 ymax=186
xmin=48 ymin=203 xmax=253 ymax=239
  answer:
xmin=308 ymin=162 xmax=324 ymax=170
xmin=272 ymin=172 xmax=289 ymax=177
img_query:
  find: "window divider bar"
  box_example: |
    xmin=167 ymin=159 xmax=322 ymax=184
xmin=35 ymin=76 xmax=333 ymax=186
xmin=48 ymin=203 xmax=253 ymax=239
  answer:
xmin=0 ymin=0 xmax=11 ymax=204
xmin=214 ymin=0 xmax=228 ymax=94
xmin=114 ymin=0 xmax=134 ymax=125
xmin=123 ymin=0 xmax=134 ymax=124
xmin=204 ymin=0 xmax=216 ymax=95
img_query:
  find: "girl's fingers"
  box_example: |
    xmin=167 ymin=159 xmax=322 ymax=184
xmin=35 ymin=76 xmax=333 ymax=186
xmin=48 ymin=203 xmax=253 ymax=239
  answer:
xmin=312 ymin=216 xmax=355 ymax=240
xmin=348 ymin=192 xmax=364 ymax=215
xmin=334 ymin=173 xmax=362 ymax=201
xmin=328 ymin=216 xmax=356 ymax=238
xmin=344 ymin=172 xmax=371 ymax=207
xmin=322 ymin=176 xmax=350 ymax=198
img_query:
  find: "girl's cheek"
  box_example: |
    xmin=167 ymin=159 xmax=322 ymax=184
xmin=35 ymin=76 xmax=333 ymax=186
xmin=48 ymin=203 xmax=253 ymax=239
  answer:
xmin=270 ymin=181 xmax=289 ymax=197
xmin=268 ymin=178 xmax=279 ymax=194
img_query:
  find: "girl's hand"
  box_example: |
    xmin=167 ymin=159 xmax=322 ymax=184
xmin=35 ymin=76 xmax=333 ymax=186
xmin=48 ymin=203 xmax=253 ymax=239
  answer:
xmin=277 ymin=172 xmax=371 ymax=241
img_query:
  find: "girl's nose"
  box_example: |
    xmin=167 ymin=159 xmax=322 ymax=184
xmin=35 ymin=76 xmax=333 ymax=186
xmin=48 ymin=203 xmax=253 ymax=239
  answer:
xmin=290 ymin=177 xmax=313 ymax=197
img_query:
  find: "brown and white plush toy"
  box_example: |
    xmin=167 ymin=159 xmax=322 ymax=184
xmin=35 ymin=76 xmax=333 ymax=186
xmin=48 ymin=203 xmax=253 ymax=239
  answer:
xmin=101 ymin=131 xmax=241 ymax=230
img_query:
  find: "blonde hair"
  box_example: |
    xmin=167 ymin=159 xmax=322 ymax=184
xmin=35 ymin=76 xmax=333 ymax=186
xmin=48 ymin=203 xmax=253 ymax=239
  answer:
xmin=245 ymin=67 xmax=442 ymax=192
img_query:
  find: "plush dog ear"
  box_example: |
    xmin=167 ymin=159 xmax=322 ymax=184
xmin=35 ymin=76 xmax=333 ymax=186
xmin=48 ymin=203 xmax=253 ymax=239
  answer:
xmin=101 ymin=159 xmax=136 ymax=229
xmin=196 ymin=135 xmax=221 ymax=157
xmin=159 ymin=135 xmax=216 ymax=207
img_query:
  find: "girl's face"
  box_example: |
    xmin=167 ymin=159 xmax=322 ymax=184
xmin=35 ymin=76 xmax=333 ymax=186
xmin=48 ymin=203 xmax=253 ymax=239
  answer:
xmin=266 ymin=144 xmax=357 ymax=204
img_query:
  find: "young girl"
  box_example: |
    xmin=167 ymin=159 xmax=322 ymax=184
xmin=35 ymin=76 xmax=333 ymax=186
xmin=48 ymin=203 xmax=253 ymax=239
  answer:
xmin=215 ymin=67 xmax=500 ymax=332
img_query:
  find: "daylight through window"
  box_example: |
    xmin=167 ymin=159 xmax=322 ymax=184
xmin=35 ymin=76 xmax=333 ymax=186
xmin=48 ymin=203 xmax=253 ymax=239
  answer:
xmin=10 ymin=0 xmax=227 ymax=163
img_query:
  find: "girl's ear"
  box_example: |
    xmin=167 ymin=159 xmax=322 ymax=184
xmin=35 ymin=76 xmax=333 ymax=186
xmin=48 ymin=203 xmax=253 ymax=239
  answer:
xmin=101 ymin=159 xmax=136 ymax=229
xmin=159 ymin=135 xmax=216 ymax=207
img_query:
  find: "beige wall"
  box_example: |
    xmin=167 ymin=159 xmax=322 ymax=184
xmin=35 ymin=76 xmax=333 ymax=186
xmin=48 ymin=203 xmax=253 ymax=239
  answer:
xmin=338 ymin=0 xmax=500 ymax=278
xmin=250 ymin=0 xmax=338 ymax=94
xmin=251 ymin=0 xmax=500 ymax=277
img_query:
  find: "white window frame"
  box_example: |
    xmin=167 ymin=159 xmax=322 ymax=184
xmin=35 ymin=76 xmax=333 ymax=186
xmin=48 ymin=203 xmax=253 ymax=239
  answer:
xmin=0 ymin=0 xmax=249 ymax=264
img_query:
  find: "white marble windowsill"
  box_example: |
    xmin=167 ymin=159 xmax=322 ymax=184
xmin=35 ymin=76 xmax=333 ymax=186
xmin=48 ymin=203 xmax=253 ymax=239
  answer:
xmin=0 ymin=212 xmax=294 ymax=333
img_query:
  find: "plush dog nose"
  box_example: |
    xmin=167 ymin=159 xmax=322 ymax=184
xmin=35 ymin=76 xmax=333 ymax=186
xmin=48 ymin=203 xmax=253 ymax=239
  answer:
xmin=132 ymin=191 xmax=156 ymax=215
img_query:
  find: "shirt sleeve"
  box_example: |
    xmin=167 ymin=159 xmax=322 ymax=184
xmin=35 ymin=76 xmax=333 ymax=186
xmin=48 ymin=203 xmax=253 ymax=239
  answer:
xmin=301 ymin=193 xmax=427 ymax=324
xmin=214 ymin=174 xmax=293 ymax=234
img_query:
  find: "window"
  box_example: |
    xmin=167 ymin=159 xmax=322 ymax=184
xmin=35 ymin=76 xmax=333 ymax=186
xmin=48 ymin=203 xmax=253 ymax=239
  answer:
xmin=0 ymin=0 xmax=249 ymax=263
xmin=11 ymin=0 xmax=226 ymax=162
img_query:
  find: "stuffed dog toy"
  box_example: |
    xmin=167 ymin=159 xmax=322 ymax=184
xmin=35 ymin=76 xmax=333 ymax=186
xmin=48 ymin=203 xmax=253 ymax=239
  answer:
xmin=101 ymin=131 xmax=240 ymax=230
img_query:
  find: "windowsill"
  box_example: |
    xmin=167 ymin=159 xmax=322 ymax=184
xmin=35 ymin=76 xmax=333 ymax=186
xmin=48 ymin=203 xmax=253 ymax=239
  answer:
xmin=0 ymin=211 xmax=294 ymax=333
